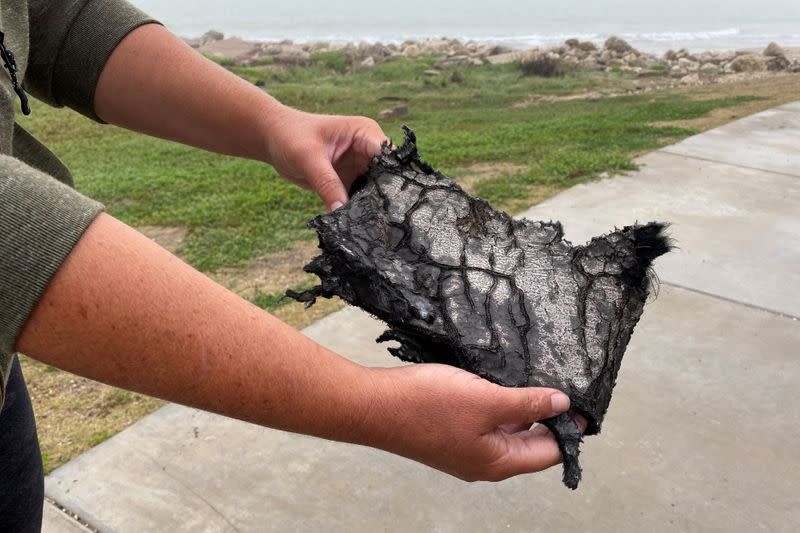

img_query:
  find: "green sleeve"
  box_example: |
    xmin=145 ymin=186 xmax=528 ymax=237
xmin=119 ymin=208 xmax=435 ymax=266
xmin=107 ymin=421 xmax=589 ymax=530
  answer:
xmin=0 ymin=155 xmax=103 ymax=407
xmin=25 ymin=0 xmax=160 ymax=121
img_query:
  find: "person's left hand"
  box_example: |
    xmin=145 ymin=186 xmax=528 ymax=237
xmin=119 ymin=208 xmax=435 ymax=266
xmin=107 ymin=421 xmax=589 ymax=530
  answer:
xmin=262 ymin=106 xmax=387 ymax=211
xmin=360 ymin=363 xmax=586 ymax=482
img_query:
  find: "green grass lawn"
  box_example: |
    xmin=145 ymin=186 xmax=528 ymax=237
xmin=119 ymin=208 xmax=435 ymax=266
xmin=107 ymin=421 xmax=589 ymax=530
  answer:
xmin=19 ymin=57 xmax=756 ymax=274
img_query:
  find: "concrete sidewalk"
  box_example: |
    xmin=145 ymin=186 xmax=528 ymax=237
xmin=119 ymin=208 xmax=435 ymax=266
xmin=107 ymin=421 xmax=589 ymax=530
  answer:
xmin=43 ymin=103 xmax=800 ymax=532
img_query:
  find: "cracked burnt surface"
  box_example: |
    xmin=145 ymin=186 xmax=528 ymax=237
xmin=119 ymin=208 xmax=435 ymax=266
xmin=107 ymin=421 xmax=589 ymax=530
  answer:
xmin=288 ymin=127 xmax=671 ymax=489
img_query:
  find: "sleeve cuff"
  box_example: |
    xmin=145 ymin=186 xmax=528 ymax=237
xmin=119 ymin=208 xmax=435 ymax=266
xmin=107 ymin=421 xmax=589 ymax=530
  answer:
xmin=0 ymin=155 xmax=103 ymax=361
xmin=51 ymin=0 xmax=161 ymax=122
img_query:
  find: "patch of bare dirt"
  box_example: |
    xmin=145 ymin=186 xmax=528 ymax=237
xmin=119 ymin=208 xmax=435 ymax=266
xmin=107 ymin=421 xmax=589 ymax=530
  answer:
xmin=501 ymin=184 xmax=564 ymax=216
xmin=451 ymin=162 xmax=529 ymax=194
xmin=136 ymin=226 xmax=188 ymax=255
xmin=272 ymin=297 xmax=346 ymax=330
xmin=21 ymin=356 xmax=163 ymax=474
xmin=212 ymin=239 xmax=321 ymax=298
xmin=514 ymin=71 xmax=800 ymax=110
xmin=661 ymin=73 xmax=800 ymax=130
xmin=514 ymin=91 xmax=607 ymax=108
xmin=197 ymin=37 xmax=260 ymax=62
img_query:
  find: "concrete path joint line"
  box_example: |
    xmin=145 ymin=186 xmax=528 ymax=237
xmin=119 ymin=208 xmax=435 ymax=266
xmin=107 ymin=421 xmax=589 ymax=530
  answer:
xmin=657 ymin=148 xmax=800 ymax=180
xmin=142 ymin=452 xmax=242 ymax=532
xmin=44 ymin=497 xmax=97 ymax=532
xmin=660 ymin=281 xmax=800 ymax=321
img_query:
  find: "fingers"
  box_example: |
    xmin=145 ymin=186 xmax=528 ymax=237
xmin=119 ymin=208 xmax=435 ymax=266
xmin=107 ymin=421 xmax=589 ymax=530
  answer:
xmin=307 ymin=157 xmax=349 ymax=212
xmin=514 ymin=413 xmax=587 ymax=441
xmin=354 ymin=117 xmax=387 ymax=157
xmin=479 ymin=392 xmax=580 ymax=480
xmin=499 ymin=422 xmax=532 ymax=434
xmin=517 ymin=423 xmax=552 ymax=439
xmin=313 ymin=117 xmax=385 ymax=211
xmin=490 ymin=386 xmax=570 ymax=428
xmin=360 ymin=129 xmax=383 ymax=158
xmin=571 ymin=411 xmax=588 ymax=433
xmin=497 ymin=432 xmax=565 ymax=477
xmin=488 ymin=413 xmax=588 ymax=480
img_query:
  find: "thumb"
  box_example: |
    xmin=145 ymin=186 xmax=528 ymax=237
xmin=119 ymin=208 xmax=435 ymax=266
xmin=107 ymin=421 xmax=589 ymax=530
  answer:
xmin=307 ymin=157 xmax=348 ymax=212
xmin=490 ymin=387 xmax=571 ymax=427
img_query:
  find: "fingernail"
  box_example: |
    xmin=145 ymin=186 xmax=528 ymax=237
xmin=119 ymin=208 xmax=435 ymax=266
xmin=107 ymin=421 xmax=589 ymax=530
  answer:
xmin=551 ymin=392 xmax=570 ymax=413
xmin=330 ymin=201 xmax=344 ymax=211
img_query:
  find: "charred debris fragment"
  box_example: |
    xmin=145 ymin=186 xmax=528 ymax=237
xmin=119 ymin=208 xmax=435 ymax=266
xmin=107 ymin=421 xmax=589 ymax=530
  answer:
xmin=288 ymin=126 xmax=671 ymax=488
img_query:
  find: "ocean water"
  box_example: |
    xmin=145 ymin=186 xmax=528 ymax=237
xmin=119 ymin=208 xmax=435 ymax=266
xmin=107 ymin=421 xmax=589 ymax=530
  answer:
xmin=132 ymin=0 xmax=800 ymax=53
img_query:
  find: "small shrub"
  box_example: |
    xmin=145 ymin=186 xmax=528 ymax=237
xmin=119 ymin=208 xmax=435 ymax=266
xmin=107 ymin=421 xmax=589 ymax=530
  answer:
xmin=105 ymin=389 xmax=133 ymax=408
xmin=202 ymin=30 xmax=224 ymax=42
xmin=604 ymin=36 xmax=634 ymax=54
xmin=231 ymin=66 xmax=265 ymax=82
xmin=252 ymin=282 xmax=315 ymax=312
xmin=203 ymin=53 xmax=235 ymax=67
xmin=252 ymin=289 xmax=288 ymax=311
xmin=88 ymin=429 xmax=113 ymax=447
xmin=518 ymin=55 xmax=565 ymax=78
xmin=311 ymin=51 xmax=350 ymax=73
xmin=41 ymin=450 xmax=51 ymax=475
xmin=650 ymin=63 xmax=667 ymax=71
xmin=251 ymin=55 xmax=274 ymax=66
xmin=369 ymin=55 xmax=437 ymax=81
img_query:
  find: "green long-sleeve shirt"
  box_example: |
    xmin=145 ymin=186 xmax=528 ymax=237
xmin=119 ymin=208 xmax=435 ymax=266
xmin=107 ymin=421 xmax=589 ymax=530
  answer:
xmin=0 ymin=0 xmax=157 ymax=409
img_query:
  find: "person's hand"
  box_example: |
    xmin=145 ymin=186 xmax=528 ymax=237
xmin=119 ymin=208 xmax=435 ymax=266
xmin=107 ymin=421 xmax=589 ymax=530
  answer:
xmin=262 ymin=106 xmax=387 ymax=211
xmin=364 ymin=363 xmax=582 ymax=482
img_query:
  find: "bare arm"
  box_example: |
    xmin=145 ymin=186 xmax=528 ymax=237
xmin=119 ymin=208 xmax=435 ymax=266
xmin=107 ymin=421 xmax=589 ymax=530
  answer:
xmin=94 ymin=24 xmax=383 ymax=210
xmin=18 ymin=214 xmax=572 ymax=481
xmin=18 ymin=214 xmax=372 ymax=442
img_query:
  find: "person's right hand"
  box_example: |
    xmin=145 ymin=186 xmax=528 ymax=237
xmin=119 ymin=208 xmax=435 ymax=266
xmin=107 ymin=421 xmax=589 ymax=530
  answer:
xmin=364 ymin=363 xmax=580 ymax=482
xmin=259 ymin=106 xmax=386 ymax=211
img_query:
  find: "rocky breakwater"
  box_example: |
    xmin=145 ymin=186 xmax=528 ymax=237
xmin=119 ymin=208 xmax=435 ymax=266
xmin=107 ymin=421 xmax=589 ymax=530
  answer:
xmin=187 ymin=31 xmax=800 ymax=83
xmin=516 ymin=37 xmax=800 ymax=83
xmin=187 ymin=31 xmax=513 ymax=68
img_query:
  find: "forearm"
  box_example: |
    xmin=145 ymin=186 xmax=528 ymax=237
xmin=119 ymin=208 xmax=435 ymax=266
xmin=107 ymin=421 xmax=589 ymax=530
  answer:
xmin=94 ymin=23 xmax=386 ymax=210
xmin=94 ymin=24 xmax=282 ymax=162
xmin=16 ymin=213 xmax=376 ymax=444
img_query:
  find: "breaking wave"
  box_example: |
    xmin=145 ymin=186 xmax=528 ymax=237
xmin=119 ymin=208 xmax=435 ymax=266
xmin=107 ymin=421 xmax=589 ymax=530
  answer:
xmin=200 ymin=27 xmax=800 ymax=53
